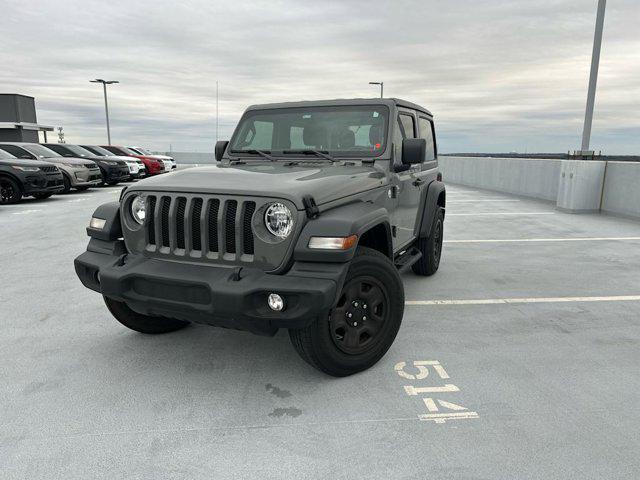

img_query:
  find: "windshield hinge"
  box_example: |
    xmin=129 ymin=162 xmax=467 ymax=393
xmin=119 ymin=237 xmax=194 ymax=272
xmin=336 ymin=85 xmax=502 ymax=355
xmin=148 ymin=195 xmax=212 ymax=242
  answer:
xmin=303 ymin=195 xmax=320 ymax=219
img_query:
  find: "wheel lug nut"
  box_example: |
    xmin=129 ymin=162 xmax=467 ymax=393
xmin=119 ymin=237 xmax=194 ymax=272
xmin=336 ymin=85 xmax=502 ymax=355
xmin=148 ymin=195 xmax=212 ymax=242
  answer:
xmin=353 ymin=301 xmax=359 ymax=307
xmin=363 ymin=304 xmax=367 ymax=309
xmin=362 ymin=316 xmax=367 ymax=321
xmin=347 ymin=313 xmax=352 ymax=318
xmin=353 ymin=322 xmax=358 ymax=327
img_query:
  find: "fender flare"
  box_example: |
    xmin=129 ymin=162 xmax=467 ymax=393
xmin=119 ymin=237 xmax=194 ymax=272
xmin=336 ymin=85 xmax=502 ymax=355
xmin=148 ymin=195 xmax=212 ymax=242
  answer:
xmin=86 ymin=201 xmax=122 ymax=241
xmin=294 ymin=201 xmax=392 ymax=263
xmin=418 ymin=180 xmax=446 ymax=238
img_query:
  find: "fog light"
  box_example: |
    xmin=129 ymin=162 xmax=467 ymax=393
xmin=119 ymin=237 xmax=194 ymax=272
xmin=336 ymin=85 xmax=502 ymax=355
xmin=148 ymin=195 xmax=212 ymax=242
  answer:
xmin=89 ymin=217 xmax=106 ymax=230
xmin=267 ymin=293 xmax=285 ymax=311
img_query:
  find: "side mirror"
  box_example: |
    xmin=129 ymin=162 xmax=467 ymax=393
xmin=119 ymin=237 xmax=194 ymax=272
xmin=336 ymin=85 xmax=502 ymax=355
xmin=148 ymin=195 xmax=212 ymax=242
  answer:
xmin=402 ymin=138 xmax=426 ymax=165
xmin=215 ymin=140 xmax=229 ymax=162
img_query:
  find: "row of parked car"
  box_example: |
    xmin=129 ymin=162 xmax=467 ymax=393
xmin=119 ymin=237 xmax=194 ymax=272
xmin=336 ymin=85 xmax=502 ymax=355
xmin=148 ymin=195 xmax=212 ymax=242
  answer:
xmin=0 ymin=143 xmax=176 ymax=204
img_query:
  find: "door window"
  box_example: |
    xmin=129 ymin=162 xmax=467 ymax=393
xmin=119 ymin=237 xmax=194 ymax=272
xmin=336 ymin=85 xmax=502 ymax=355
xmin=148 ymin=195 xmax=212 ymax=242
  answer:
xmin=417 ymin=117 xmax=436 ymax=161
xmin=398 ymin=113 xmax=416 ymax=139
xmin=0 ymin=145 xmax=32 ymax=159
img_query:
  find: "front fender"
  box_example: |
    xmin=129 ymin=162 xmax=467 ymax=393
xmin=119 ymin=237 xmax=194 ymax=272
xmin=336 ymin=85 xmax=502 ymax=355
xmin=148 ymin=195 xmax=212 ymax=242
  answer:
xmin=294 ymin=201 xmax=391 ymax=263
xmin=418 ymin=181 xmax=446 ymax=238
xmin=86 ymin=201 xmax=122 ymax=241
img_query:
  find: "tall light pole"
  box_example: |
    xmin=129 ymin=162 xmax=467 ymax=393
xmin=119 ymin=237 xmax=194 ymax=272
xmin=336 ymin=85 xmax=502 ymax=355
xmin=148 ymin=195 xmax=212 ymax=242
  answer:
xmin=580 ymin=0 xmax=606 ymax=153
xmin=90 ymin=79 xmax=119 ymax=145
xmin=369 ymin=81 xmax=384 ymax=98
xmin=216 ymin=81 xmax=219 ymax=143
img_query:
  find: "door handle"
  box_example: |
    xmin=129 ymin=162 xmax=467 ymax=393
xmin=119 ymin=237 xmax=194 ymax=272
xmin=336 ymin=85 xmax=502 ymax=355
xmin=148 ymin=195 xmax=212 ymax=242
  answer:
xmin=412 ymin=178 xmax=424 ymax=187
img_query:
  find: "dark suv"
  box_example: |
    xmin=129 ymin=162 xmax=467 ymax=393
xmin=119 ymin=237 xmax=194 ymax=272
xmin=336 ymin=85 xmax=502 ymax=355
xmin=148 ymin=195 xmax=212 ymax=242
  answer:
xmin=0 ymin=148 xmax=64 ymax=204
xmin=75 ymin=98 xmax=445 ymax=376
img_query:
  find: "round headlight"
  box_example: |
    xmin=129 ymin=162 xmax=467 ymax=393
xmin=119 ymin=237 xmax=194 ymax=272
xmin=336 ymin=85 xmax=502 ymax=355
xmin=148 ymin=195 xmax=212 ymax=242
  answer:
xmin=264 ymin=203 xmax=293 ymax=239
xmin=130 ymin=195 xmax=146 ymax=224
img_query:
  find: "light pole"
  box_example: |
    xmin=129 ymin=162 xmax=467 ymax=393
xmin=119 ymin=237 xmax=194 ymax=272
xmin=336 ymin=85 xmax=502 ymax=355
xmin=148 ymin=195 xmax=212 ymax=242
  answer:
xmin=216 ymin=81 xmax=219 ymax=143
xmin=90 ymin=79 xmax=119 ymax=145
xmin=580 ymin=0 xmax=606 ymax=154
xmin=369 ymin=81 xmax=384 ymax=98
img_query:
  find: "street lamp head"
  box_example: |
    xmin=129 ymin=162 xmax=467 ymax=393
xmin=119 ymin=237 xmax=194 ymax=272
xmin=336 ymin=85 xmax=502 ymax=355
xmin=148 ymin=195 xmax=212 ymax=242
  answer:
xmin=90 ymin=79 xmax=119 ymax=84
xmin=369 ymin=82 xmax=382 ymax=85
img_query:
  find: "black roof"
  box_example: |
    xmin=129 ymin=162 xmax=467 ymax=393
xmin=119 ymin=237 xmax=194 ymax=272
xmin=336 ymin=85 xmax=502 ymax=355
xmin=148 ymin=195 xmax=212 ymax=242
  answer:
xmin=245 ymin=98 xmax=432 ymax=117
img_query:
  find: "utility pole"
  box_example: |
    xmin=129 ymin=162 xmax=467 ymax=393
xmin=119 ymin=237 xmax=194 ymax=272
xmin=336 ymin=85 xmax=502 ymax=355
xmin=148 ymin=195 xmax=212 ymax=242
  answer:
xmin=369 ymin=81 xmax=384 ymax=98
xmin=216 ymin=81 xmax=219 ymax=143
xmin=90 ymin=79 xmax=119 ymax=145
xmin=580 ymin=0 xmax=606 ymax=153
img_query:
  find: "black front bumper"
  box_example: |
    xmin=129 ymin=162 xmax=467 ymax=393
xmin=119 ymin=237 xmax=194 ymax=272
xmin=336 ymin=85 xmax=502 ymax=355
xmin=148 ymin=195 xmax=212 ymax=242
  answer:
xmin=74 ymin=239 xmax=348 ymax=335
xmin=103 ymin=165 xmax=130 ymax=182
xmin=23 ymin=172 xmax=65 ymax=195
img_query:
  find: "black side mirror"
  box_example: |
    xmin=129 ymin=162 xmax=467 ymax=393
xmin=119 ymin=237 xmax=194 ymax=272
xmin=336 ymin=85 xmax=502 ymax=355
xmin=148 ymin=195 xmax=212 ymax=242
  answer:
xmin=215 ymin=140 xmax=229 ymax=162
xmin=402 ymin=138 xmax=426 ymax=165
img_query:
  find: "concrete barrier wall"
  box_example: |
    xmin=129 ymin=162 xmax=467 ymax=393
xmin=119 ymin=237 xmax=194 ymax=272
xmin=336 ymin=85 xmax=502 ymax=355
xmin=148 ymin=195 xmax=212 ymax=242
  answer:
xmin=158 ymin=151 xmax=216 ymax=164
xmin=438 ymin=156 xmax=561 ymax=202
xmin=601 ymin=162 xmax=640 ymax=219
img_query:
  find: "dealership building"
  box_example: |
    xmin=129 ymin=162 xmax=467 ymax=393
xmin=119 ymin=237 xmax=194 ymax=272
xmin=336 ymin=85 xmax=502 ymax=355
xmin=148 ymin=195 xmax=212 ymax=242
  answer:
xmin=0 ymin=93 xmax=53 ymax=143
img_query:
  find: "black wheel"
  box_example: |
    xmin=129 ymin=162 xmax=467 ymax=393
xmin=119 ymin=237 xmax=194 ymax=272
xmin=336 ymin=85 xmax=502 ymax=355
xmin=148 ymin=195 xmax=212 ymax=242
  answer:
xmin=76 ymin=186 xmax=89 ymax=191
xmin=289 ymin=247 xmax=404 ymax=377
xmin=107 ymin=180 xmax=119 ymax=186
xmin=0 ymin=177 xmax=22 ymax=204
xmin=33 ymin=192 xmax=53 ymax=200
xmin=103 ymin=296 xmax=190 ymax=334
xmin=412 ymin=207 xmax=444 ymax=276
xmin=61 ymin=174 xmax=71 ymax=194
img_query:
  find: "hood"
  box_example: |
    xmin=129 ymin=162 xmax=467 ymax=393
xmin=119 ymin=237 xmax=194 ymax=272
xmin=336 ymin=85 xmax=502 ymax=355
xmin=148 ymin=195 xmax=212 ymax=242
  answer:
xmin=85 ymin=155 xmax=128 ymax=165
xmin=130 ymin=162 xmax=388 ymax=209
xmin=0 ymin=158 xmax=56 ymax=168
xmin=40 ymin=156 xmax=97 ymax=167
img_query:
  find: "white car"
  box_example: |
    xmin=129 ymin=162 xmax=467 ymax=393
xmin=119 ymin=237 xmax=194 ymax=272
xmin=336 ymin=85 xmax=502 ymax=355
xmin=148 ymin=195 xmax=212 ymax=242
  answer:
xmin=128 ymin=147 xmax=176 ymax=170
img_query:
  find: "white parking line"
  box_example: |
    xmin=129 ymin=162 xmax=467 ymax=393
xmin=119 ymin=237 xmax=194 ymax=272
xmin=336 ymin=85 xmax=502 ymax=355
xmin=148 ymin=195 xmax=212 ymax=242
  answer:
xmin=448 ymin=212 xmax=554 ymax=216
xmin=445 ymin=236 xmax=640 ymax=243
xmin=406 ymin=295 xmax=640 ymax=306
xmin=448 ymin=199 xmax=521 ymax=203
xmin=11 ymin=209 xmax=43 ymax=215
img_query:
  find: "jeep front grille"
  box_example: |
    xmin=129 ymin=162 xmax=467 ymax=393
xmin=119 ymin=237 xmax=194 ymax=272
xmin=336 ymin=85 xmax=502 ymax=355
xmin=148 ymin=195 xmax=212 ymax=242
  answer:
xmin=144 ymin=194 xmax=257 ymax=260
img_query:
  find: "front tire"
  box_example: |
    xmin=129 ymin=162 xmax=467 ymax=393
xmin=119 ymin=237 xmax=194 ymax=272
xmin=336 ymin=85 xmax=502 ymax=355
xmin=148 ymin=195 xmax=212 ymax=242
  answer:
xmin=412 ymin=207 xmax=444 ymax=276
xmin=289 ymin=247 xmax=404 ymax=377
xmin=0 ymin=177 xmax=22 ymax=204
xmin=61 ymin=174 xmax=71 ymax=194
xmin=103 ymin=296 xmax=190 ymax=334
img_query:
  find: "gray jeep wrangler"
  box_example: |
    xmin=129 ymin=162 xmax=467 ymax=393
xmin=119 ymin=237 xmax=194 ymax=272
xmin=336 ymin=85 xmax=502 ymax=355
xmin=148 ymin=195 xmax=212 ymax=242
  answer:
xmin=74 ymin=98 xmax=445 ymax=376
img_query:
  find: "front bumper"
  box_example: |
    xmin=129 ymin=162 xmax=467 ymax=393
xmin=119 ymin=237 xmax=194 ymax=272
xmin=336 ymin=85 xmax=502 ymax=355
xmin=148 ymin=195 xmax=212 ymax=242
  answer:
xmin=74 ymin=240 xmax=347 ymax=335
xmin=71 ymin=168 xmax=103 ymax=187
xmin=103 ymin=165 xmax=131 ymax=182
xmin=23 ymin=172 xmax=65 ymax=195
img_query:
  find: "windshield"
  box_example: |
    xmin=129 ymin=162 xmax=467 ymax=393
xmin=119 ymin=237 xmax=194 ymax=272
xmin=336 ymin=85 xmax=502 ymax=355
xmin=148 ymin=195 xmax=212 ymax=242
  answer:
xmin=104 ymin=146 xmax=137 ymax=156
xmin=22 ymin=144 xmax=61 ymax=158
xmin=230 ymin=105 xmax=388 ymax=158
xmin=127 ymin=147 xmax=144 ymax=154
xmin=48 ymin=144 xmax=95 ymax=157
xmin=81 ymin=145 xmax=113 ymax=156
xmin=0 ymin=149 xmax=16 ymax=159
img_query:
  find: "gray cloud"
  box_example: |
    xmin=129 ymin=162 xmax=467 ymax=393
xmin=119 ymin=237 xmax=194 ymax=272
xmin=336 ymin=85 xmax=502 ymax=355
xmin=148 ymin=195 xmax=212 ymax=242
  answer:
xmin=1 ymin=0 xmax=638 ymax=153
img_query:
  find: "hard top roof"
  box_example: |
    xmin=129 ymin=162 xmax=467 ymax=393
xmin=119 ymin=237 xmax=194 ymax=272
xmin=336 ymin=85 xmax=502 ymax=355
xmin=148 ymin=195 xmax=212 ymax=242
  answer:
xmin=245 ymin=98 xmax=432 ymax=117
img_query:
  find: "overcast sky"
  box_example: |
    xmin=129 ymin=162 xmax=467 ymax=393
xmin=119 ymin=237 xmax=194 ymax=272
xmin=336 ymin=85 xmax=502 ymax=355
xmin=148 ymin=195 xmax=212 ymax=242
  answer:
xmin=2 ymin=0 xmax=639 ymax=154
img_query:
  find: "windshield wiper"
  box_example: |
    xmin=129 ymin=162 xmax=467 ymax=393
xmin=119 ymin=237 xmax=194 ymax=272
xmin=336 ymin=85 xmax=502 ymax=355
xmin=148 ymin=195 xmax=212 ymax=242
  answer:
xmin=235 ymin=149 xmax=276 ymax=161
xmin=282 ymin=149 xmax=337 ymax=162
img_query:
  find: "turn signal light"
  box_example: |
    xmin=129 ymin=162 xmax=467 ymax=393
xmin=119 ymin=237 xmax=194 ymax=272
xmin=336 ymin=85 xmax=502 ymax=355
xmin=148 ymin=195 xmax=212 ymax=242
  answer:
xmin=308 ymin=235 xmax=358 ymax=250
xmin=89 ymin=217 xmax=106 ymax=230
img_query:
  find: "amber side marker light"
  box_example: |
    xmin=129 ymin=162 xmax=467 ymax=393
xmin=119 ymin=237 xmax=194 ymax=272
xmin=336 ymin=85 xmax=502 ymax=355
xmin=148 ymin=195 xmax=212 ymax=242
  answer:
xmin=308 ymin=235 xmax=358 ymax=250
xmin=89 ymin=217 xmax=106 ymax=230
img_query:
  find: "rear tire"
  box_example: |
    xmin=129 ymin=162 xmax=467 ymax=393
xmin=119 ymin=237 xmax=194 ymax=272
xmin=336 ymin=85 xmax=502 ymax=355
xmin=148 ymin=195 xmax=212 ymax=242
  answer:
xmin=76 ymin=186 xmax=89 ymax=191
xmin=412 ymin=207 xmax=444 ymax=276
xmin=289 ymin=247 xmax=404 ymax=377
xmin=0 ymin=177 xmax=22 ymax=204
xmin=103 ymin=296 xmax=190 ymax=334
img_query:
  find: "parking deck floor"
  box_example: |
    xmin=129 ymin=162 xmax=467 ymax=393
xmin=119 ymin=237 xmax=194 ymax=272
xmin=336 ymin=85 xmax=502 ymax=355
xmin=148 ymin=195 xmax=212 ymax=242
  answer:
xmin=1 ymin=182 xmax=640 ymax=479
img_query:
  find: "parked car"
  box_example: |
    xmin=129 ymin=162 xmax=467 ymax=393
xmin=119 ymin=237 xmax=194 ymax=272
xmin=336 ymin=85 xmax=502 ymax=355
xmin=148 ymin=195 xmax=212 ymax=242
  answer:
xmin=100 ymin=145 xmax=165 ymax=176
xmin=43 ymin=144 xmax=130 ymax=185
xmin=0 ymin=143 xmax=102 ymax=193
xmin=127 ymin=147 xmax=176 ymax=170
xmin=80 ymin=145 xmax=147 ymax=179
xmin=0 ymin=148 xmax=64 ymax=204
xmin=74 ymin=98 xmax=446 ymax=376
